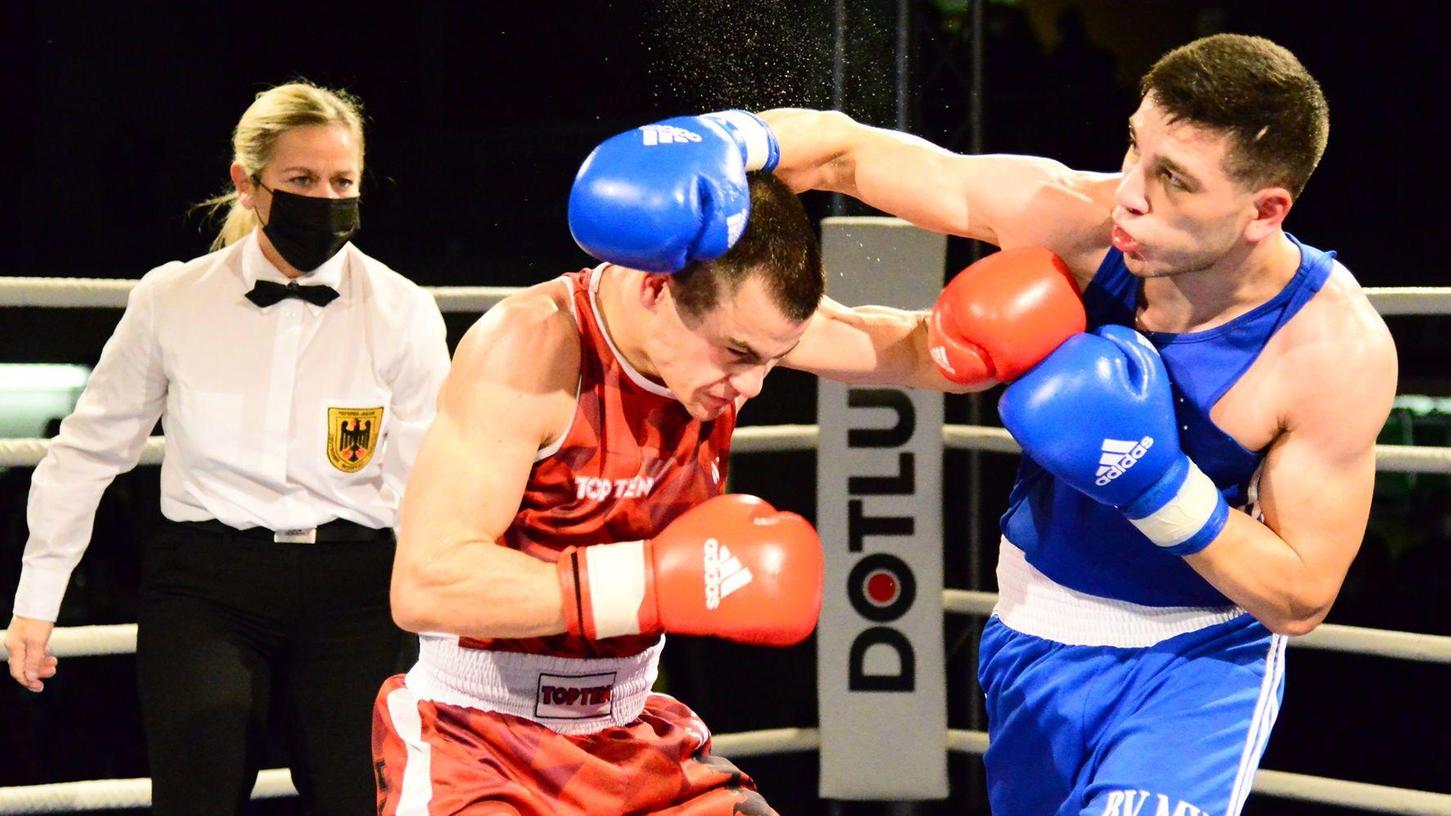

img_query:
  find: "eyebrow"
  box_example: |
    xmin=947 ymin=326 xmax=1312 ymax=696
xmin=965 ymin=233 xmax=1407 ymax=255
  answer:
xmin=277 ymin=166 xmax=357 ymax=176
xmin=1128 ymin=120 xmax=1202 ymax=188
xmin=1159 ymin=156 xmax=1201 ymax=187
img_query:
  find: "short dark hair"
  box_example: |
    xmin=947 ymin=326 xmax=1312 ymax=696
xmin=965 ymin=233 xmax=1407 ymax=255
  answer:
xmin=670 ymin=173 xmax=824 ymax=324
xmin=1141 ymin=34 xmax=1329 ymax=198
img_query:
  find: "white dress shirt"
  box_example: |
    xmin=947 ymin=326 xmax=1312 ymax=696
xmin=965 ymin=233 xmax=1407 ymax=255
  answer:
xmin=15 ymin=231 xmax=451 ymax=621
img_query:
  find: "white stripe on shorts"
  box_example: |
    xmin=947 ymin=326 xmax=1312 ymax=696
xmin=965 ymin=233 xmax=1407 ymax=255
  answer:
xmin=387 ymin=682 xmax=435 ymax=815
xmin=1225 ymin=633 xmax=1287 ymax=815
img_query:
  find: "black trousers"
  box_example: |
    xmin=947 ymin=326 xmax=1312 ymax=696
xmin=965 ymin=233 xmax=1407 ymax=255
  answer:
xmin=137 ymin=520 xmax=409 ymax=816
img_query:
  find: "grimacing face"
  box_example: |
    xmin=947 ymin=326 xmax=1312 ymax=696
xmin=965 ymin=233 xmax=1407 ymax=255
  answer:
xmin=642 ymin=273 xmax=808 ymax=421
xmin=1111 ymin=94 xmax=1264 ymax=279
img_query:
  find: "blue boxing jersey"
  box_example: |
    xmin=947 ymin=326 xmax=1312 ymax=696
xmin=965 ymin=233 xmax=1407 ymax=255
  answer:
xmin=999 ymin=234 xmax=1337 ymax=607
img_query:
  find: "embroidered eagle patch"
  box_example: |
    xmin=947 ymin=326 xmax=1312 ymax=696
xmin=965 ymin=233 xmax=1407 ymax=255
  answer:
xmin=327 ymin=406 xmax=383 ymax=473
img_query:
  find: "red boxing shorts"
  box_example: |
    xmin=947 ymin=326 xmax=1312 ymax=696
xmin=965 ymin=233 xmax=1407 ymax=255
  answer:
xmin=373 ymin=675 xmax=775 ymax=815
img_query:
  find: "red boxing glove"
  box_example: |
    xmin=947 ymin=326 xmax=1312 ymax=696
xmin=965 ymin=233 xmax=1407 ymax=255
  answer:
xmin=557 ymin=495 xmax=823 ymax=646
xmin=928 ymin=246 xmax=1086 ymax=385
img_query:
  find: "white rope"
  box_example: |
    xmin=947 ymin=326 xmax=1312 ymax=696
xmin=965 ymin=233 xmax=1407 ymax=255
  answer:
xmin=4 ymin=427 xmax=1447 ymax=474
xmin=946 ymin=730 xmax=1451 ymax=815
xmin=0 ymin=732 xmax=807 ymax=813
xmin=946 ymin=728 xmax=989 ymax=756
xmin=712 ymin=727 xmax=820 ymax=757
xmin=1252 ymin=769 xmax=1451 ymax=815
xmin=1293 ymin=622 xmax=1451 ymax=663
xmin=940 ymin=426 xmax=1451 ymax=473
xmin=942 ymin=424 xmax=1021 ymax=453
xmin=0 ymin=768 xmax=294 ymax=814
xmin=12 ymin=605 xmax=1451 ymax=665
xmin=1366 ymin=287 xmax=1451 ymax=316
xmin=940 ymin=590 xmax=1451 ymax=663
xmin=43 ymin=625 xmax=135 ymax=658
xmin=0 ymin=624 xmax=134 ymax=660
xmin=1374 ymin=443 xmax=1451 ymax=474
xmin=0 ymin=440 xmax=61 ymax=469
xmin=0 ymin=438 xmax=165 ymax=468
xmin=2 ymin=727 xmax=1443 ymax=814
xmin=940 ymin=589 xmax=999 ymax=618
xmin=730 ymin=424 xmax=819 ymax=453
xmin=0 ymin=279 xmax=138 ymax=309
xmin=422 ymin=285 xmax=516 ymax=313
xmin=4 ymin=277 xmax=1450 ymax=316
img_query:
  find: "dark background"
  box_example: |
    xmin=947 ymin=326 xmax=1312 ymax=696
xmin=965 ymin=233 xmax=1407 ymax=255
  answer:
xmin=1 ymin=1 xmax=1446 ymax=813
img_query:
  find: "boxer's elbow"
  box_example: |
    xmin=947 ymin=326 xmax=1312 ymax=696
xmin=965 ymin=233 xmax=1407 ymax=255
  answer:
xmin=1261 ymin=587 xmax=1335 ymax=637
xmin=390 ymin=559 xmax=453 ymax=633
xmin=763 ymin=108 xmax=861 ymax=194
xmin=390 ymin=575 xmax=430 ymax=633
xmin=1263 ymin=609 xmax=1328 ymax=637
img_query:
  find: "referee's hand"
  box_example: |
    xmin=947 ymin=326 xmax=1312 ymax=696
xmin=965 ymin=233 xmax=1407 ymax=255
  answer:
xmin=4 ymin=615 xmax=58 ymax=692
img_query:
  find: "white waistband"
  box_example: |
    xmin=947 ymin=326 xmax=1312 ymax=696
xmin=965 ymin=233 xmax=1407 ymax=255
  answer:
xmin=407 ymin=636 xmax=664 ymax=736
xmin=994 ymin=538 xmax=1243 ymax=647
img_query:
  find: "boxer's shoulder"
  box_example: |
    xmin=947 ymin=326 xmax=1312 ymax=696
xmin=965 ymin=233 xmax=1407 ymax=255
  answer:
xmin=1270 ymin=261 xmax=1394 ymax=379
xmin=454 ymin=280 xmax=582 ymax=397
xmin=1228 ymin=262 xmax=1396 ymax=447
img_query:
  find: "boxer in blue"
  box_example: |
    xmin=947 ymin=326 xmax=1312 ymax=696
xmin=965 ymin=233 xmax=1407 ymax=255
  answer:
xmin=568 ymin=34 xmax=1398 ymax=816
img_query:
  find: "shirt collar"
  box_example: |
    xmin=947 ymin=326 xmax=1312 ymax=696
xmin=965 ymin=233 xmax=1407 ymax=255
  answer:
xmin=240 ymin=229 xmax=350 ymax=295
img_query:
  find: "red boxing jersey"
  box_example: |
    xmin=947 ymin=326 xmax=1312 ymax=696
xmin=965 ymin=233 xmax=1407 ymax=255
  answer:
xmin=462 ymin=266 xmax=736 ymax=659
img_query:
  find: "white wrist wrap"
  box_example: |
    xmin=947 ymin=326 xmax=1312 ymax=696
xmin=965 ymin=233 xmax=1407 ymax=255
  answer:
xmin=707 ymin=110 xmax=773 ymax=171
xmin=1128 ymin=459 xmax=1223 ymax=548
xmin=582 ymin=540 xmax=648 ymax=638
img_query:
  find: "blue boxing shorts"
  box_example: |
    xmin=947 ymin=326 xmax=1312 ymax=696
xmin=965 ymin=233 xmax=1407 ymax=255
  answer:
xmin=980 ymin=542 xmax=1288 ymax=816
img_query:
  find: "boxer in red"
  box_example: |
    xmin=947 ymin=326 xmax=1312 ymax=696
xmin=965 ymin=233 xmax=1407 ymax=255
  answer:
xmin=374 ymin=168 xmax=1083 ymax=813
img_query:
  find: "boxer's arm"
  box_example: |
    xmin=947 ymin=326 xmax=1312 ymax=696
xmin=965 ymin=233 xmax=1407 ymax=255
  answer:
xmin=759 ymin=107 xmax=1117 ymax=280
xmin=1183 ymin=323 xmax=1397 ymax=635
xmin=782 ymin=246 xmax=1084 ymax=393
xmin=389 ymin=286 xmax=578 ymax=639
xmin=781 ymin=297 xmax=980 ymax=393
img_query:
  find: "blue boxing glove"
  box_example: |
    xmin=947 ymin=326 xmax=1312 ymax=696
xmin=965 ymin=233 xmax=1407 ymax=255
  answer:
xmin=567 ymin=111 xmax=779 ymax=273
xmin=998 ymin=325 xmax=1230 ymax=556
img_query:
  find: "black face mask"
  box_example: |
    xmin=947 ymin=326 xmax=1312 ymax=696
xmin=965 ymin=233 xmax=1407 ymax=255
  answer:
xmin=254 ymin=181 xmax=360 ymax=271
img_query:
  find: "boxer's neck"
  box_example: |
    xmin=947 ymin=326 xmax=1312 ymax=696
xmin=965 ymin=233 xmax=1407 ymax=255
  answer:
xmin=596 ymin=265 xmax=664 ymax=382
xmin=1138 ymin=231 xmax=1301 ymax=334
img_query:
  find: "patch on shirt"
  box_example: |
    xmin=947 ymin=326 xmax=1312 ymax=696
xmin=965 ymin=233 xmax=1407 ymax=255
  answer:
xmin=327 ymin=406 xmax=383 ymax=473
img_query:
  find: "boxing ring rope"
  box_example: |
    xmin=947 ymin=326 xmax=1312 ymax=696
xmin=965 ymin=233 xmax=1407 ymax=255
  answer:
xmin=4 ymin=428 xmax=1450 ymax=473
xmin=2 ymin=277 xmax=1449 ymax=813
xmin=13 ymin=585 xmax=1451 ymax=663
xmin=3 ymin=278 xmax=1451 ymax=315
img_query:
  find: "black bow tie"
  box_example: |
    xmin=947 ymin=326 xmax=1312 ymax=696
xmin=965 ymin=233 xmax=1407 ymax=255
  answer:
xmin=246 ymin=279 xmax=339 ymax=308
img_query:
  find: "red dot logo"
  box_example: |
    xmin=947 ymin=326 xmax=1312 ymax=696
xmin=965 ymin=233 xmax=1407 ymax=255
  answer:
xmin=847 ymin=553 xmax=915 ymax=623
xmin=865 ymin=570 xmax=899 ymax=607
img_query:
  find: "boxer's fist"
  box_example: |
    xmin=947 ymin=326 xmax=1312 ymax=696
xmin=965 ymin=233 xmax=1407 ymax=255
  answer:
xmin=998 ymin=325 xmax=1229 ymax=555
xmin=928 ymin=247 xmax=1085 ymax=386
xmin=567 ymin=111 xmax=778 ymax=273
xmin=558 ymin=495 xmax=823 ymax=645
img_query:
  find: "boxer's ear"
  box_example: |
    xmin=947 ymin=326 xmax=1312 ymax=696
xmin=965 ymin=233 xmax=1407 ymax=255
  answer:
xmin=639 ymin=273 xmax=671 ymax=311
xmin=1244 ymin=185 xmax=1292 ymax=243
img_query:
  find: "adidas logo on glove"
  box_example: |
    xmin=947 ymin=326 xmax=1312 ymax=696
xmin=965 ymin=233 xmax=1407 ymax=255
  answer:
xmin=703 ymin=537 xmax=753 ymax=609
xmin=1095 ymin=436 xmax=1154 ymax=486
xmin=640 ymin=124 xmax=703 ymax=146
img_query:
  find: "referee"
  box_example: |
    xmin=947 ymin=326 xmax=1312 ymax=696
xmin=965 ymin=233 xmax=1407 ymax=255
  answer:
xmin=4 ymin=82 xmax=449 ymax=816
